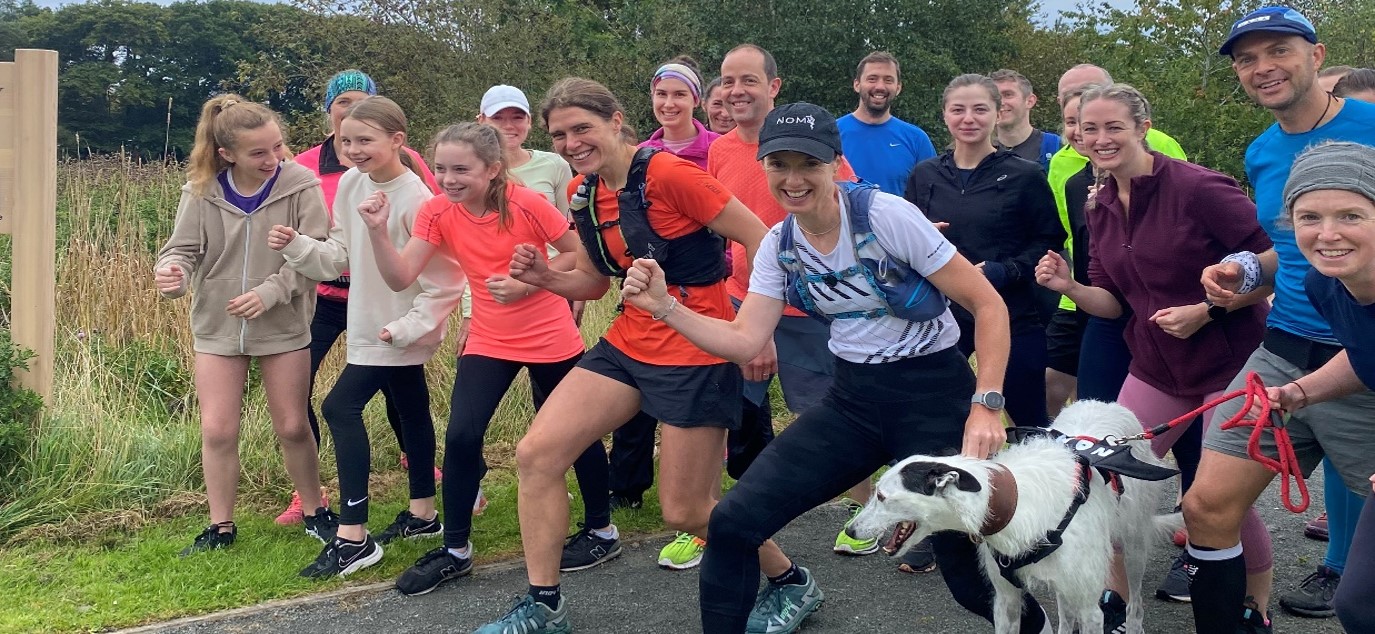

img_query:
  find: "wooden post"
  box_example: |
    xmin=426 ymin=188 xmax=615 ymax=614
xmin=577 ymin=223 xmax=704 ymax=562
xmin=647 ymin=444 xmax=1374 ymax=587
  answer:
xmin=0 ymin=49 xmax=58 ymax=399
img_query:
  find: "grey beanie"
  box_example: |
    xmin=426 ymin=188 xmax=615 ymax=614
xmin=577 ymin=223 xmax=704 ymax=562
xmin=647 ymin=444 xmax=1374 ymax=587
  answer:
xmin=1283 ymin=141 xmax=1375 ymax=215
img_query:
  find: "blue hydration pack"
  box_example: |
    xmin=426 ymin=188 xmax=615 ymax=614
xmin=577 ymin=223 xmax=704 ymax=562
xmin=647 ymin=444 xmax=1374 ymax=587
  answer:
xmin=778 ymin=181 xmax=949 ymax=324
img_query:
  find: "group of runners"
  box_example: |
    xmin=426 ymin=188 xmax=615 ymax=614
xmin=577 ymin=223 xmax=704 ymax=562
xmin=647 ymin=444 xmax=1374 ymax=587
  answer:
xmin=154 ymin=4 xmax=1375 ymax=633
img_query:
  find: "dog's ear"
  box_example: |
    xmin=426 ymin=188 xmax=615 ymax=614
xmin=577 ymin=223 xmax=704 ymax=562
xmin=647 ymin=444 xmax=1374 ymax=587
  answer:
xmin=899 ymin=461 xmax=982 ymax=495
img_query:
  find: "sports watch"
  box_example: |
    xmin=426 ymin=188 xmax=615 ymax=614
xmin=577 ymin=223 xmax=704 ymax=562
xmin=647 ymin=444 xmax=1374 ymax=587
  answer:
xmin=971 ymin=391 xmax=1006 ymax=411
xmin=1205 ymin=300 xmax=1227 ymax=321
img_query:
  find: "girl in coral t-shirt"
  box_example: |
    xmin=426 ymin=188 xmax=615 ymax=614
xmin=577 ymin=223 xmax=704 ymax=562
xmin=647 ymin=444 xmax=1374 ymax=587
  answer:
xmin=363 ymin=122 xmax=614 ymax=597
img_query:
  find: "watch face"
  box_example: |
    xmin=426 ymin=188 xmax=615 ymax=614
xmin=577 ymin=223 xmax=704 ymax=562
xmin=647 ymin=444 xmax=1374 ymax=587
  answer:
xmin=984 ymin=391 xmax=1006 ymax=409
xmin=1208 ymin=305 xmax=1227 ymax=320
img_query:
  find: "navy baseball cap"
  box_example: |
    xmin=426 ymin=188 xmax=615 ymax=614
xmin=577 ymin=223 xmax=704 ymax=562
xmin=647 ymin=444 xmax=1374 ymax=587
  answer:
xmin=1219 ymin=6 xmax=1317 ymax=56
xmin=756 ymin=103 xmax=843 ymax=162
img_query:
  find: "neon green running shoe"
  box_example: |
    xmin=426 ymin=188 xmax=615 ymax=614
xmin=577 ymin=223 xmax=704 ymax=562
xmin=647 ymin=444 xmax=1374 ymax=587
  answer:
xmin=833 ymin=504 xmax=880 ymax=555
xmin=657 ymin=532 xmax=706 ymax=570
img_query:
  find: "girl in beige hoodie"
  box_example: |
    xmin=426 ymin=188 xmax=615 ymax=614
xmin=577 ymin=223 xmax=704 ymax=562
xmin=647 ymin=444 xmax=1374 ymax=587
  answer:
xmin=271 ymin=97 xmax=464 ymax=579
xmin=155 ymin=95 xmax=335 ymax=557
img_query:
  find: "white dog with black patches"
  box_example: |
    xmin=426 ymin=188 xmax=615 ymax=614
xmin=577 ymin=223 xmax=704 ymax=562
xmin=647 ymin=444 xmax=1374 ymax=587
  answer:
xmin=847 ymin=400 xmax=1175 ymax=634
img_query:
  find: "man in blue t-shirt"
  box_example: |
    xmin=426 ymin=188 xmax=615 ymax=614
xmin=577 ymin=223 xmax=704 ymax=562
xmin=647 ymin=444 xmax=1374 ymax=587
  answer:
xmin=1183 ymin=7 xmax=1375 ymax=634
xmin=835 ymin=52 xmax=936 ymax=197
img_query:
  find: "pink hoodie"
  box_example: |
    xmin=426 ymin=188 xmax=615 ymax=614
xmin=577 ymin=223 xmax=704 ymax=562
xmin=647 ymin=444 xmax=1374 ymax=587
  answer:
xmin=639 ymin=118 xmax=719 ymax=171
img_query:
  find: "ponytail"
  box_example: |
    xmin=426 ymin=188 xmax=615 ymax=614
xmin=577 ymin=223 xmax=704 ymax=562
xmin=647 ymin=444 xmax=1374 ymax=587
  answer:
xmin=187 ymin=94 xmax=280 ymax=196
xmin=431 ymin=122 xmax=512 ymax=232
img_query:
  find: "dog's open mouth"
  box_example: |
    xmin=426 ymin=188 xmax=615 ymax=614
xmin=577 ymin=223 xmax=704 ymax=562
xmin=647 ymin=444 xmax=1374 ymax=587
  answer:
xmin=882 ymin=520 xmax=918 ymax=555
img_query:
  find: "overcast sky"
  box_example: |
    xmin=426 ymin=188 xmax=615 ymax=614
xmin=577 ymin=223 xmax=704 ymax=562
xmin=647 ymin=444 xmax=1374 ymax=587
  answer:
xmin=32 ymin=0 xmax=1136 ymax=21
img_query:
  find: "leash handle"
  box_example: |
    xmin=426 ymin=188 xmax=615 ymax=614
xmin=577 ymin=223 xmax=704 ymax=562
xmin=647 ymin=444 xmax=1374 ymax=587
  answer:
xmin=1135 ymin=372 xmax=1310 ymax=513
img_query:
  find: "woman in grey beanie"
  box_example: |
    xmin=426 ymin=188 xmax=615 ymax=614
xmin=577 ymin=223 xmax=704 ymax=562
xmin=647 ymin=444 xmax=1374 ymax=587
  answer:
xmin=1265 ymin=141 xmax=1375 ymax=633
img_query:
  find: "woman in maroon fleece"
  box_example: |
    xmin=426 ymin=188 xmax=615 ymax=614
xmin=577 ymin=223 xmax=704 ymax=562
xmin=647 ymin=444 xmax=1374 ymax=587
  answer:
xmin=1035 ymin=83 xmax=1277 ymax=612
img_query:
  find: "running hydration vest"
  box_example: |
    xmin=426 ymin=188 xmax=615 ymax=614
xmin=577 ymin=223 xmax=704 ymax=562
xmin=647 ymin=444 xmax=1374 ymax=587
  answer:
xmin=778 ymin=181 xmax=949 ymax=323
xmin=569 ymin=147 xmax=727 ymax=285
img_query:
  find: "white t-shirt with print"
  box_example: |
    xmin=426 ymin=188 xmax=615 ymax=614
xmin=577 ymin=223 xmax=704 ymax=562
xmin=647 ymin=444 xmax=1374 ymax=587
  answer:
xmin=748 ymin=189 xmax=961 ymax=364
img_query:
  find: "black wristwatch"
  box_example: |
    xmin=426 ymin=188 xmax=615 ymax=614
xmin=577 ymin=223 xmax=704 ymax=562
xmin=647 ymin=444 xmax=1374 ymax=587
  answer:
xmin=1205 ymin=300 xmax=1227 ymax=321
xmin=971 ymin=391 xmax=1006 ymax=411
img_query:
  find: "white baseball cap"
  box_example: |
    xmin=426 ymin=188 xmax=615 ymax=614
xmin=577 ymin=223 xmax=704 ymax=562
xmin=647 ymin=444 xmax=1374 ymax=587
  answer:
xmin=480 ymin=85 xmax=530 ymax=117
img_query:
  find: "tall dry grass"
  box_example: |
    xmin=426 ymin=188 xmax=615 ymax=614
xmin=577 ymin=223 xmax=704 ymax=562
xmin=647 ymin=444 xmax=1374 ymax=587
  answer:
xmin=0 ymin=157 xmax=620 ymax=541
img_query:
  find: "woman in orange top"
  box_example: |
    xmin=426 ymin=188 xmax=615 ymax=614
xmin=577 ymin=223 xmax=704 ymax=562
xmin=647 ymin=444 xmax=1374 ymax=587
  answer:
xmin=468 ymin=77 xmax=769 ymax=633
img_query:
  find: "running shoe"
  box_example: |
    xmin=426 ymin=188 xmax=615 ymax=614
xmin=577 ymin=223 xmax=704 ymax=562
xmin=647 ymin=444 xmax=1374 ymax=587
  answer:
xmin=375 ymin=510 xmax=443 ymax=545
xmin=299 ymin=534 xmax=383 ymax=579
xmin=657 ymin=532 xmax=706 ymax=570
xmin=473 ymin=487 xmax=489 ymax=516
xmin=1279 ymin=565 xmax=1340 ymax=618
xmin=275 ymin=488 xmax=329 ymax=526
xmin=1101 ymin=589 xmax=1128 ymax=634
xmin=1304 ymin=512 xmax=1329 ymax=541
xmin=559 ymin=523 xmax=623 ymax=572
xmin=304 ymin=506 xmax=340 ymax=544
xmin=1155 ymin=552 xmax=1194 ymax=603
xmin=178 ymin=522 xmax=236 ymax=557
xmin=896 ymin=536 xmax=936 ymax=573
xmin=472 ymin=595 xmax=571 ymax=634
xmin=745 ymin=566 xmax=824 ymax=634
xmin=396 ymin=545 xmax=473 ymax=596
xmin=833 ymin=504 xmax=880 ymax=555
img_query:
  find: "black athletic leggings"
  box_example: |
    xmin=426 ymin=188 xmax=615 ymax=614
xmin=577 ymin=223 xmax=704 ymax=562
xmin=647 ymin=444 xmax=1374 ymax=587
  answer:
xmin=699 ymin=348 xmax=1045 ymax=633
xmin=442 ymin=353 xmax=611 ymax=549
xmin=322 ymin=363 xmax=437 ymax=526
xmin=308 ymin=297 xmax=406 ymax=452
xmin=1336 ymin=492 xmax=1375 ymax=631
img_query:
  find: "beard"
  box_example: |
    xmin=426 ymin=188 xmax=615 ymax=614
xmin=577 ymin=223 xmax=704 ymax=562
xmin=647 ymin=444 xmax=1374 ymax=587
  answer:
xmin=862 ymin=92 xmax=892 ymax=117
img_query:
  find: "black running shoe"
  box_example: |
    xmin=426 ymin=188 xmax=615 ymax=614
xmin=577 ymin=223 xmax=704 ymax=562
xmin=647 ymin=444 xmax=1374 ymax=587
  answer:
xmin=896 ymin=536 xmax=936 ymax=573
xmin=559 ymin=523 xmax=623 ymax=572
xmin=396 ymin=545 xmax=473 ymax=596
xmin=303 ymin=507 xmax=339 ymax=544
xmin=375 ymin=510 xmax=443 ymax=545
xmin=300 ymin=535 xmax=384 ymax=579
xmin=1101 ymin=589 xmax=1128 ymax=634
xmin=178 ymin=522 xmax=236 ymax=557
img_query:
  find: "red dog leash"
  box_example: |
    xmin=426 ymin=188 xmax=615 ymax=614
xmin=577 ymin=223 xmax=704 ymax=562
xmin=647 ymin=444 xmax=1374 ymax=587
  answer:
xmin=1115 ymin=372 xmax=1310 ymax=513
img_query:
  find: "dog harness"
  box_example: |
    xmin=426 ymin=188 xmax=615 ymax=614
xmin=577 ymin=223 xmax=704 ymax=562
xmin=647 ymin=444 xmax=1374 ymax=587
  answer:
xmin=990 ymin=428 xmax=1179 ymax=589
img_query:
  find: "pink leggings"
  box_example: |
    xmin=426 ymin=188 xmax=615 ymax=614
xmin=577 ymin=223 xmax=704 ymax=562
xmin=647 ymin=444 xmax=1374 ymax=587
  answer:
xmin=1118 ymin=373 xmax=1273 ymax=574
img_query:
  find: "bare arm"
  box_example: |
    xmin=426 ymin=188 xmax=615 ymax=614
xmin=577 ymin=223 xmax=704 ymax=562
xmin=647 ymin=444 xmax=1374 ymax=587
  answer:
xmin=1034 ymin=250 xmax=1124 ymax=318
xmin=928 ymin=252 xmax=1011 ymax=459
xmin=510 ymin=239 xmax=612 ymax=301
xmin=621 ymin=258 xmax=783 ymax=363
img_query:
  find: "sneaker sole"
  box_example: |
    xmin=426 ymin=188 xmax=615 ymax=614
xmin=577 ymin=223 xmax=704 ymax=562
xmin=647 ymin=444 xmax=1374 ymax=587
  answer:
xmin=658 ymin=553 xmax=703 ymax=570
xmin=560 ymin=544 xmax=624 ymax=572
xmin=833 ymin=542 xmax=880 ymax=556
xmin=338 ymin=544 xmax=385 ymax=578
xmin=397 ymin=564 xmax=473 ymax=596
xmin=752 ymin=595 xmax=825 ymax=634
xmin=1279 ymin=600 xmax=1336 ymax=618
xmin=1154 ymin=589 xmax=1192 ymax=603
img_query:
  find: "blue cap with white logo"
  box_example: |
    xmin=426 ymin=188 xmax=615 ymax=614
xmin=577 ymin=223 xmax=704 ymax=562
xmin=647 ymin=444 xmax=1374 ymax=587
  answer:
xmin=1219 ymin=6 xmax=1317 ymax=56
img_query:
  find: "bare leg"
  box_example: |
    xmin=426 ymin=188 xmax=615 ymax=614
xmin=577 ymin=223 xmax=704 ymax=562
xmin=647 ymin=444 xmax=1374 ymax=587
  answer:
xmin=515 ymin=368 xmax=642 ymax=586
xmin=657 ymin=424 xmax=727 ymax=536
xmin=1045 ymin=368 xmax=1076 ymax=418
xmin=259 ymin=349 xmax=324 ymax=512
xmin=195 ymin=353 xmax=250 ymax=526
